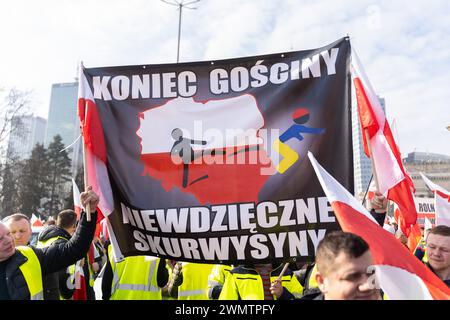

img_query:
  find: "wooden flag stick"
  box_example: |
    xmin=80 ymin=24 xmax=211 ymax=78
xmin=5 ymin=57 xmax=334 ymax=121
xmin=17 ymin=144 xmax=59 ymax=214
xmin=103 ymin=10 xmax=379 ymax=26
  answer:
xmin=82 ymin=142 xmax=91 ymax=222
xmin=81 ymin=62 xmax=91 ymax=222
xmin=364 ymin=128 xmax=380 ymax=193
xmin=277 ymin=262 xmax=290 ymax=282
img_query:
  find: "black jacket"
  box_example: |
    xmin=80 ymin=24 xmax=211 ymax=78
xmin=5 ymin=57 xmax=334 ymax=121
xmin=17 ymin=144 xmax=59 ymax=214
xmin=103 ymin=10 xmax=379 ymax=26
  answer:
xmin=37 ymin=225 xmax=73 ymax=300
xmin=1 ymin=211 xmax=97 ymax=300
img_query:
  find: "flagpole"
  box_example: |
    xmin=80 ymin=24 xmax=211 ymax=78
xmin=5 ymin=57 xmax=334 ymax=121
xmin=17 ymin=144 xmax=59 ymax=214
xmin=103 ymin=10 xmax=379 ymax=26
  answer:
xmin=364 ymin=128 xmax=380 ymax=192
xmin=276 ymin=262 xmax=290 ymax=282
xmin=82 ymin=143 xmax=91 ymax=222
xmin=80 ymin=61 xmax=91 ymax=222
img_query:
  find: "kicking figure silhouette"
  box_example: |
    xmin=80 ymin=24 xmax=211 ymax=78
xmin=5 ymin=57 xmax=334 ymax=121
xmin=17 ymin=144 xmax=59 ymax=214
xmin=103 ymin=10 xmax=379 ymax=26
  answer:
xmin=170 ymin=128 xmax=208 ymax=188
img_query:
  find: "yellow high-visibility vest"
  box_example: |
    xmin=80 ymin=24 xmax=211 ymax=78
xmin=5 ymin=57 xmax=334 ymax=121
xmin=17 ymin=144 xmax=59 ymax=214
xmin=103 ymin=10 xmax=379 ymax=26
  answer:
xmin=178 ymin=263 xmax=214 ymax=300
xmin=36 ymin=235 xmax=75 ymax=300
xmin=36 ymin=236 xmax=68 ymax=248
xmin=307 ymin=264 xmax=318 ymax=289
xmin=109 ymin=246 xmax=162 ymax=300
xmin=219 ymin=266 xmax=303 ymax=300
xmin=207 ymin=264 xmax=232 ymax=298
xmin=17 ymin=246 xmax=44 ymax=300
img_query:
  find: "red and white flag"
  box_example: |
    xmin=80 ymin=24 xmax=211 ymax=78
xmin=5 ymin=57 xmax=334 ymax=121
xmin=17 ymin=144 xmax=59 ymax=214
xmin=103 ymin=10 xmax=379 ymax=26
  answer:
xmin=78 ymin=63 xmax=114 ymax=218
xmin=72 ymin=179 xmax=83 ymax=219
xmin=308 ymin=152 xmax=450 ymax=299
xmin=351 ymin=50 xmax=417 ymax=237
xmin=72 ymin=259 xmax=87 ymax=300
xmin=421 ymin=173 xmax=450 ymax=227
xmin=30 ymin=214 xmax=43 ymax=227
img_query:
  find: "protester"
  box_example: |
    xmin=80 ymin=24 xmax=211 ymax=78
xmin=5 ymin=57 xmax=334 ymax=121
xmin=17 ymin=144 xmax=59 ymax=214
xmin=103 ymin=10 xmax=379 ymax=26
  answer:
xmin=161 ymin=260 xmax=177 ymax=300
xmin=167 ymin=262 xmax=213 ymax=300
xmin=36 ymin=209 xmax=78 ymax=300
xmin=367 ymin=191 xmax=388 ymax=225
xmin=207 ymin=264 xmax=232 ymax=299
xmin=297 ymin=192 xmax=390 ymax=299
xmin=295 ymin=262 xmax=320 ymax=297
xmin=301 ymin=231 xmax=382 ymax=300
xmin=101 ymin=245 xmax=169 ymax=300
xmin=92 ymin=237 xmax=107 ymax=278
xmin=0 ymin=187 xmax=99 ymax=300
xmin=219 ymin=262 xmax=303 ymax=300
xmin=2 ymin=213 xmax=32 ymax=247
xmin=425 ymin=225 xmax=450 ymax=287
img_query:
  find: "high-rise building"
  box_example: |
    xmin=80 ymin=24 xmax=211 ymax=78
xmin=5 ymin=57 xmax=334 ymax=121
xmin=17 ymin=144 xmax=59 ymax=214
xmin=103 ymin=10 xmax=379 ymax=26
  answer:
xmin=44 ymin=82 xmax=82 ymax=176
xmin=6 ymin=115 xmax=47 ymax=161
xmin=404 ymin=151 xmax=450 ymax=198
xmin=352 ymin=96 xmax=386 ymax=200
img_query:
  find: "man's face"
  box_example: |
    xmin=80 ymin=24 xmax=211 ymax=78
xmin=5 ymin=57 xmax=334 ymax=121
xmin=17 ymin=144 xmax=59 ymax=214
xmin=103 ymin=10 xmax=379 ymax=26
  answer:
xmin=316 ymin=251 xmax=380 ymax=300
xmin=426 ymin=233 xmax=450 ymax=272
xmin=0 ymin=223 xmax=16 ymax=261
xmin=5 ymin=218 xmax=32 ymax=247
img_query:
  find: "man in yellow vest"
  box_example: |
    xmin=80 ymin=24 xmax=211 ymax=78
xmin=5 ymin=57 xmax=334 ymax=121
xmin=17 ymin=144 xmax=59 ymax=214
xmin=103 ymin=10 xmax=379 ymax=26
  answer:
xmin=0 ymin=187 xmax=99 ymax=300
xmin=207 ymin=264 xmax=233 ymax=299
xmin=2 ymin=213 xmax=32 ymax=247
xmin=36 ymin=209 xmax=78 ymax=300
xmin=167 ymin=262 xmax=214 ymax=300
xmin=219 ymin=263 xmax=303 ymax=300
xmin=101 ymin=245 xmax=169 ymax=300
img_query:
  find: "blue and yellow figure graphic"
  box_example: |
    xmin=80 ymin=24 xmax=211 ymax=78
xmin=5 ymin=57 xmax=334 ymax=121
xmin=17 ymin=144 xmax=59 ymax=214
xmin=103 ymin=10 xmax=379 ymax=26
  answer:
xmin=274 ymin=108 xmax=324 ymax=174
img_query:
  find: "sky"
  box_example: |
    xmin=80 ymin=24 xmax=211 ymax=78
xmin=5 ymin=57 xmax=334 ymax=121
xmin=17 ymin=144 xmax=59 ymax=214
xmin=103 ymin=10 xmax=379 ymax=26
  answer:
xmin=0 ymin=0 xmax=449 ymax=156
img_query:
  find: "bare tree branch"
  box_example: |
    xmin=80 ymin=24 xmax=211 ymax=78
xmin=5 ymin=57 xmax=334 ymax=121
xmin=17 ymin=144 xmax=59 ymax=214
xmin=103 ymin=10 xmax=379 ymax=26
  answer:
xmin=0 ymin=87 xmax=32 ymax=146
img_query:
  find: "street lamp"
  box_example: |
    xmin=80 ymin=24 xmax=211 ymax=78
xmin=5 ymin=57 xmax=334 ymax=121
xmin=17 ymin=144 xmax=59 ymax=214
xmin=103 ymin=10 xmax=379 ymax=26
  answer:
xmin=161 ymin=0 xmax=201 ymax=63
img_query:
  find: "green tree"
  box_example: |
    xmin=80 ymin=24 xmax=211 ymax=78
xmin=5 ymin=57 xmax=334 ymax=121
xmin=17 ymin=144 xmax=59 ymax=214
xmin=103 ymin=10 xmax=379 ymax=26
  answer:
xmin=18 ymin=143 xmax=50 ymax=216
xmin=63 ymin=163 xmax=84 ymax=210
xmin=45 ymin=135 xmax=71 ymax=217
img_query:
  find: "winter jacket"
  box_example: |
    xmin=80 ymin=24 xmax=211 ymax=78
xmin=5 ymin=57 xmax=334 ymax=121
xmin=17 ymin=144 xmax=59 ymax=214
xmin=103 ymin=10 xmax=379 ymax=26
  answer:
xmin=219 ymin=264 xmax=303 ymax=300
xmin=0 ymin=211 xmax=97 ymax=300
xmin=36 ymin=225 xmax=73 ymax=300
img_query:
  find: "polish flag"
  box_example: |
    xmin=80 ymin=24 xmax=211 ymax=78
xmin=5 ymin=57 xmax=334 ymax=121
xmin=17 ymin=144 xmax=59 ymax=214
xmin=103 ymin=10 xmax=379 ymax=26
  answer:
xmin=421 ymin=173 xmax=450 ymax=227
xmin=308 ymin=152 xmax=450 ymax=299
xmin=136 ymin=95 xmax=273 ymax=205
xmin=407 ymin=223 xmax=423 ymax=253
xmin=78 ymin=63 xmax=114 ymax=218
xmin=72 ymin=179 xmax=83 ymax=219
xmin=73 ymin=259 xmax=87 ymax=300
xmin=351 ymin=50 xmax=417 ymax=237
xmin=99 ymin=218 xmax=109 ymax=242
xmin=30 ymin=214 xmax=43 ymax=227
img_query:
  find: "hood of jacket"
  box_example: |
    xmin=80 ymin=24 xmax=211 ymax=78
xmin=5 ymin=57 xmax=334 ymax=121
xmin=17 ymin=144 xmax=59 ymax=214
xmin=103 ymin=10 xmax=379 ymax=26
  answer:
xmin=37 ymin=225 xmax=71 ymax=242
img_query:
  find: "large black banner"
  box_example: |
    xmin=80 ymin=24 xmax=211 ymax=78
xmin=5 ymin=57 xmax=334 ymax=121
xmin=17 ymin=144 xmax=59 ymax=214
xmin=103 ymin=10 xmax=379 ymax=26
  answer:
xmin=82 ymin=37 xmax=352 ymax=264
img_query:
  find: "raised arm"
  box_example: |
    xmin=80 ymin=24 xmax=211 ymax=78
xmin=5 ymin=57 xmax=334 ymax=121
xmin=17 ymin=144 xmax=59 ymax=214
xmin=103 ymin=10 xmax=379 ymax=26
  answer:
xmin=36 ymin=187 xmax=100 ymax=275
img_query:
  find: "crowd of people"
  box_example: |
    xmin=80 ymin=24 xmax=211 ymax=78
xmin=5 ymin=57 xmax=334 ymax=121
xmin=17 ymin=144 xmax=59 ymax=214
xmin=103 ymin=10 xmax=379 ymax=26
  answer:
xmin=0 ymin=188 xmax=449 ymax=300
